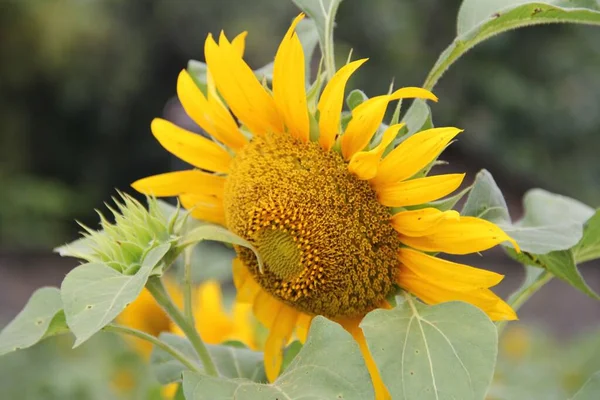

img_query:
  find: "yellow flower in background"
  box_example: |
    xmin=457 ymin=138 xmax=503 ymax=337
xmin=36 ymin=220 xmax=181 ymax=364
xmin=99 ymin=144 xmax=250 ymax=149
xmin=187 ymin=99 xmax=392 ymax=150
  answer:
xmin=133 ymin=13 xmax=519 ymax=399
xmin=116 ymin=280 xmax=182 ymax=359
xmin=170 ymin=280 xmax=257 ymax=349
xmin=116 ymin=279 xmax=256 ymax=399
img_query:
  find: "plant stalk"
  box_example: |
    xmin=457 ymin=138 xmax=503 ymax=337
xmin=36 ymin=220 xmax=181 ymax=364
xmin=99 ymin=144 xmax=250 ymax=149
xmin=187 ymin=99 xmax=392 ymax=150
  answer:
xmin=103 ymin=323 xmax=200 ymax=373
xmin=182 ymin=247 xmax=194 ymax=325
xmin=497 ymin=270 xmax=553 ymax=335
xmin=146 ymin=276 xmax=218 ymax=376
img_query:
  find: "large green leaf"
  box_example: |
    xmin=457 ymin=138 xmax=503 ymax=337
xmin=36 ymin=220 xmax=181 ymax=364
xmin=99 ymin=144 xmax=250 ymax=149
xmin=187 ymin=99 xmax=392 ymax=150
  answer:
xmin=423 ymin=0 xmax=600 ymax=91
xmin=461 ymin=172 xmax=585 ymax=253
xmin=572 ymin=371 xmax=600 ymax=400
xmin=361 ymin=299 xmax=498 ymax=400
xmin=461 ymin=169 xmax=510 ymax=224
xmin=182 ymin=317 xmax=374 ymax=400
xmin=61 ymin=243 xmax=171 ymax=347
xmin=0 ymin=287 xmax=68 ymax=356
xmin=457 ymin=0 xmax=600 ymax=35
xmin=151 ymin=333 xmax=265 ymax=384
xmin=519 ymin=188 xmax=595 ymax=227
xmin=513 ymin=250 xmax=600 ymax=300
xmin=573 ymin=210 xmax=600 ymax=264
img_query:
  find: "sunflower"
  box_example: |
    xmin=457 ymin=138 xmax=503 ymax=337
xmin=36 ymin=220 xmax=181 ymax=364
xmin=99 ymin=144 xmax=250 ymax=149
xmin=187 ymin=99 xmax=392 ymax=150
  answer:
xmin=132 ymin=13 xmax=518 ymax=399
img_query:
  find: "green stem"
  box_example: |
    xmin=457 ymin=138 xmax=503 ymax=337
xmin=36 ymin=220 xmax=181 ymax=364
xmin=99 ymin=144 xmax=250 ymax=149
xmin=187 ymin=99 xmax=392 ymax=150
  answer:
xmin=183 ymin=247 xmax=194 ymax=325
xmin=321 ymin=0 xmax=340 ymax=80
xmin=497 ymin=270 xmax=553 ymax=335
xmin=146 ymin=276 xmax=219 ymax=377
xmin=103 ymin=324 xmax=200 ymax=373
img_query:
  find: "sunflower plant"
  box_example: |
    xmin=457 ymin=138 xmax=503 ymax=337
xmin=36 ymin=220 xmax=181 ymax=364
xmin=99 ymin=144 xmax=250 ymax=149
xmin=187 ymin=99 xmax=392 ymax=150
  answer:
xmin=2 ymin=0 xmax=600 ymax=399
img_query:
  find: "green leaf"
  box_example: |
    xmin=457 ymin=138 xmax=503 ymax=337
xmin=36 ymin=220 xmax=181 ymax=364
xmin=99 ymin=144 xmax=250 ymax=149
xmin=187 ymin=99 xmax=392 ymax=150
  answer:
xmin=361 ymin=299 xmax=498 ymax=400
xmin=61 ymin=243 xmax=171 ymax=347
xmin=0 ymin=287 xmax=67 ymax=356
xmin=182 ymin=224 xmax=264 ymax=273
xmin=520 ymin=188 xmax=594 ymax=226
xmin=574 ymin=210 xmax=600 ymax=264
xmin=425 ymin=185 xmax=473 ymax=212
xmin=182 ymin=317 xmax=374 ymax=400
xmin=457 ymin=0 xmax=600 ymax=35
xmin=423 ymin=1 xmax=600 ymax=91
xmin=346 ymin=89 xmax=368 ymax=110
xmin=461 ymin=169 xmax=510 ymax=224
xmin=511 ymin=250 xmax=600 ymax=300
xmin=292 ymin=0 xmax=342 ymax=62
xmin=281 ymin=340 xmax=303 ymax=373
xmin=151 ymin=333 xmax=265 ymax=384
xmin=504 ymin=189 xmax=591 ymax=254
xmin=187 ymin=60 xmax=208 ymax=94
xmin=572 ymin=371 xmax=600 ymax=400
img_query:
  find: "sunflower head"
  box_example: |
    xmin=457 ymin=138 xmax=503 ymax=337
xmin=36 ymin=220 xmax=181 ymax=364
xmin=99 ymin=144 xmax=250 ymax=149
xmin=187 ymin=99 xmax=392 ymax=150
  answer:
xmin=133 ymin=12 xmax=519 ymax=394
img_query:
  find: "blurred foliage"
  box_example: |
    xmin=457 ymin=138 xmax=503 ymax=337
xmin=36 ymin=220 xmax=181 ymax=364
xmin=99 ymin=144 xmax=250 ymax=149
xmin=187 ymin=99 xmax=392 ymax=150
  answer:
xmin=0 ymin=333 xmax=163 ymax=400
xmin=1 ymin=0 xmax=599 ymax=248
xmin=491 ymin=324 xmax=600 ymax=399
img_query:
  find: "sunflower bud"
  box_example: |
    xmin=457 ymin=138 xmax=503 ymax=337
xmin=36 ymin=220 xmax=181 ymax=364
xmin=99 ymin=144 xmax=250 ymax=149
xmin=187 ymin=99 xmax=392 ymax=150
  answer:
xmin=56 ymin=193 xmax=185 ymax=274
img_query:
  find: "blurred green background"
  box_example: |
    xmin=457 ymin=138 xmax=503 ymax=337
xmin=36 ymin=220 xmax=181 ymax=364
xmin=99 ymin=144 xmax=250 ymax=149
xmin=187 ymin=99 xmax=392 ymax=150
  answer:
xmin=1 ymin=0 xmax=600 ymax=398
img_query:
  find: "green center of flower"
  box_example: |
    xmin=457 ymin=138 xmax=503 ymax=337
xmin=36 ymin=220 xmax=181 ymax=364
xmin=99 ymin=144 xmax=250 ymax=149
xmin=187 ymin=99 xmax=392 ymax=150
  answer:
xmin=223 ymin=133 xmax=401 ymax=319
xmin=255 ymin=229 xmax=303 ymax=280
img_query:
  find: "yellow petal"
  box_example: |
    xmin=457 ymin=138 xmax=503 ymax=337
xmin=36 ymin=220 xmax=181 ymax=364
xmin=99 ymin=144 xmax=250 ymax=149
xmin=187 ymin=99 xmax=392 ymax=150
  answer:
xmin=232 ymin=257 xmax=249 ymax=290
xmin=341 ymin=87 xmax=438 ymax=161
xmin=317 ymin=59 xmax=368 ymax=151
xmin=398 ymin=269 xmax=517 ymax=321
xmin=373 ymin=127 xmax=463 ymax=187
xmin=252 ymin=290 xmax=283 ymax=330
xmin=376 ymin=173 xmax=465 ymax=207
xmin=131 ymin=170 xmax=225 ymax=198
xmin=399 ymin=216 xmax=520 ymax=255
xmin=231 ymin=301 xmax=257 ymax=350
xmin=177 ymin=70 xmax=248 ymax=151
xmin=295 ymin=313 xmax=313 ymax=344
xmin=178 ymin=193 xmax=226 ymax=225
xmin=339 ymin=318 xmax=391 ymax=400
xmin=151 ymin=118 xmax=232 ymax=173
xmin=398 ymin=248 xmax=504 ymax=289
xmin=264 ymin=305 xmax=298 ymax=382
xmin=205 ymin=33 xmax=283 ymax=135
xmin=340 ymin=95 xmax=391 ymax=161
xmin=207 ymin=31 xmax=247 ymax=111
xmin=348 ymin=123 xmax=404 ymax=180
xmin=273 ymin=14 xmax=309 ymax=142
xmin=231 ymin=31 xmax=247 ymax=56
xmin=390 ymin=208 xmax=459 ymax=237
xmin=236 ymin=271 xmax=262 ymax=303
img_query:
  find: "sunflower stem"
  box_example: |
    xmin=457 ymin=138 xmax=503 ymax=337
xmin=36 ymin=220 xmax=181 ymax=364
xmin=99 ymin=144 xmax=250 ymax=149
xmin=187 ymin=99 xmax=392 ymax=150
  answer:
xmin=146 ymin=276 xmax=219 ymax=377
xmin=496 ymin=269 xmax=554 ymax=335
xmin=182 ymin=247 xmax=195 ymax=325
xmin=321 ymin=0 xmax=341 ymax=80
xmin=103 ymin=323 xmax=201 ymax=374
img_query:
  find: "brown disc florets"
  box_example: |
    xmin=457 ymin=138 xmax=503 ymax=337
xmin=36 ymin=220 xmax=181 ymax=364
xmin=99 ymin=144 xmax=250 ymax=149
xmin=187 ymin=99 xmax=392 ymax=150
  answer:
xmin=224 ymin=133 xmax=401 ymax=319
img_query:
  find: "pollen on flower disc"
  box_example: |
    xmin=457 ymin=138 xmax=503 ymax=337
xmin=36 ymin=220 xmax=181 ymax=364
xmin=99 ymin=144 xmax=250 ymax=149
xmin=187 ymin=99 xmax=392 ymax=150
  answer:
xmin=224 ymin=133 xmax=401 ymax=319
